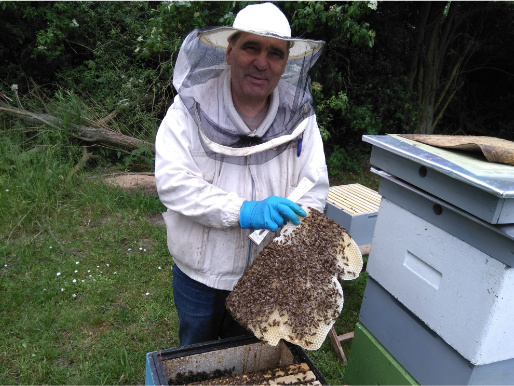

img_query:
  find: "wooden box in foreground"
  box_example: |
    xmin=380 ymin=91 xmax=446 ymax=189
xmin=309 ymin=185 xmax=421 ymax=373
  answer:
xmin=145 ymin=336 xmax=327 ymax=385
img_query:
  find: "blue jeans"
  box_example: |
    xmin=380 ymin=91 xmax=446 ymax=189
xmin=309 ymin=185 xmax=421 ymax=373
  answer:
xmin=172 ymin=264 xmax=250 ymax=346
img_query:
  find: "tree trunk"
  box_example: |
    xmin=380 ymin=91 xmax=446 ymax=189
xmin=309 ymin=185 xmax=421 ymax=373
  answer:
xmin=407 ymin=2 xmax=483 ymax=134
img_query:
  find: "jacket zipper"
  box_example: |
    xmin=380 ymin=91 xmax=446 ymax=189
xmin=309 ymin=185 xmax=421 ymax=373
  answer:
xmin=245 ymin=169 xmax=255 ymax=269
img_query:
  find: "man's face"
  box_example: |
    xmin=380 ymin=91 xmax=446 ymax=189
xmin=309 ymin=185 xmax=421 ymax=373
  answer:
xmin=226 ymin=32 xmax=289 ymax=107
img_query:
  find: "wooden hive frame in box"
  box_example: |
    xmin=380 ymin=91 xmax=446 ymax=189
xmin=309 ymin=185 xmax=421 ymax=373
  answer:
xmin=326 ymin=183 xmax=382 ymax=255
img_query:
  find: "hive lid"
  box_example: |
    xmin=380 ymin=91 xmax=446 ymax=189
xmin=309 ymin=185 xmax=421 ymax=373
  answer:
xmin=363 ymin=134 xmax=514 ymax=224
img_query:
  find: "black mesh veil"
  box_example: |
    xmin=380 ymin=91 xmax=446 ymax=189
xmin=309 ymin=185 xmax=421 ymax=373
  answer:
xmin=173 ymin=27 xmax=325 ymax=165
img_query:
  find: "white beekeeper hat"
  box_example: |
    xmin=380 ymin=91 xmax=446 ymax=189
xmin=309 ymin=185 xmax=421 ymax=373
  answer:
xmin=199 ymin=2 xmax=324 ymax=59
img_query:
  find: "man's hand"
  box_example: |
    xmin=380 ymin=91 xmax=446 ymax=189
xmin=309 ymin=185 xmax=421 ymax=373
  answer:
xmin=240 ymin=196 xmax=306 ymax=231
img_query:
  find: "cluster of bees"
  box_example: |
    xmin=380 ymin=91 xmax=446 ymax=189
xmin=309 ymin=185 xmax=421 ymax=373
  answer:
xmin=195 ymin=363 xmax=314 ymax=385
xmin=227 ymin=208 xmax=358 ymax=348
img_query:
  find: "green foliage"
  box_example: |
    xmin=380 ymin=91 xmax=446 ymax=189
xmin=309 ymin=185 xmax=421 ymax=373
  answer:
xmin=53 ymin=89 xmax=87 ymax=129
xmin=0 ymin=1 xmax=395 ymax=173
xmin=4 ymin=2 xmax=166 ymax=144
xmin=140 ymin=1 xmax=240 ymax=58
xmin=290 ymin=1 xmax=376 ymax=47
xmin=311 ymin=86 xmax=349 ymax=141
xmin=326 ymin=146 xmax=361 ymax=177
xmin=121 ymin=144 xmax=155 ymax=171
xmin=2 ymin=1 xmax=512 ymax=176
xmin=344 ymin=103 xmax=381 ymax=135
xmin=284 ymin=1 xmax=388 ymax=178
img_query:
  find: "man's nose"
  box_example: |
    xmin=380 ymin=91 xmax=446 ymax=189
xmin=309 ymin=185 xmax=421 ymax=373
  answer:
xmin=253 ymin=52 xmax=269 ymax=71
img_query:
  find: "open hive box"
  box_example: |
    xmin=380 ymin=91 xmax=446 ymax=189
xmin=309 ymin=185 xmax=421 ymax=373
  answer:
xmin=146 ymin=209 xmax=363 ymax=385
xmin=145 ymin=335 xmax=327 ymax=385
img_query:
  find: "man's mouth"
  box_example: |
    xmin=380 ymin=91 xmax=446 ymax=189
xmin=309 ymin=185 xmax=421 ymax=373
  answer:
xmin=247 ymin=74 xmax=268 ymax=84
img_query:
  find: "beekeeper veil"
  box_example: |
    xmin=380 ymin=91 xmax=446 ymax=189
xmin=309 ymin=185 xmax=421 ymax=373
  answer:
xmin=172 ymin=2 xmax=325 ymax=165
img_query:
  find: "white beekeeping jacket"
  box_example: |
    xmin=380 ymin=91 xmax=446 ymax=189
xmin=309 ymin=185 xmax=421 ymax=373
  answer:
xmin=155 ymin=28 xmax=329 ymax=290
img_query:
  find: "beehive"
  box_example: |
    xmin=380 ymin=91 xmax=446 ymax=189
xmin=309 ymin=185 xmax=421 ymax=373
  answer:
xmin=367 ymin=177 xmax=514 ymax=365
xmin=344 ymin=322 xmax=418 ymax=386
xmin=324 ymin=184 xmax=381 ymax=252
xmin=360 ymin=277 xmax=514 ymax=385
xmin=145 ymin=336 xmax=327 ymax=385
xmin=346 ymin=134 xmax=514 ymax=385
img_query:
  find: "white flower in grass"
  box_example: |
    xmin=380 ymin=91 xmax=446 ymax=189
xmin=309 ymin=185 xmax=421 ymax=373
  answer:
xmin=145 ymin=292 xmax=150 ymax=296
xmin=74 ymin=270 xmax=78 ymax=273
xmin=11 ymin=84 xmax=18 ymax=91
xmin=5 ymin=189 xmax=8 ymax=192
xmin=158 ymin=266 xmax=161 ymax=270
xmin=56 ymin=272 xmax=61 ymax=276
xmin=72 ymin=279 xmax=76 ymax=283
xmin=72 ymin=294 xmax=77 ymax=298
xmin=76 ymin=261 xmax=79 ymax=265
xmin=61 ymin=288 xmax=64 ymax=292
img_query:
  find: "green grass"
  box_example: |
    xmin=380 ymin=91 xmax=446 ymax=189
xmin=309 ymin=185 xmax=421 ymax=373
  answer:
xmin=1 ymin=178 xmax=177 ymax=384
xmin=0 ymin=128 xmax=374 ymax=384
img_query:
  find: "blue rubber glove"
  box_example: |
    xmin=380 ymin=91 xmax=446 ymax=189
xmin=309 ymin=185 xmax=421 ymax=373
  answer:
xmin=240 ymin=196 xmax=307 ymax=232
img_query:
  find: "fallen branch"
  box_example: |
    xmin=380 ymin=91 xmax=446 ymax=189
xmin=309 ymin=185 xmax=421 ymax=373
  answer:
xmin=66 ymin=147 xmax=100 ymax=183
xmin=0 ymin=101 xmax=155 ymax=153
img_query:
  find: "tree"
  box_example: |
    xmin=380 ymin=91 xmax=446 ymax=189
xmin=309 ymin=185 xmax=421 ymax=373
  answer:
xmin=406 ymin=1 xmax=514 ymax=135
xmin=2 ymin=1 xmax=513 ymax=176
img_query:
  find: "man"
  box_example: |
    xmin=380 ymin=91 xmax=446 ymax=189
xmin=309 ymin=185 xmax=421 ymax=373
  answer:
xmin=155 ymin=2 xmax=329 ymax=346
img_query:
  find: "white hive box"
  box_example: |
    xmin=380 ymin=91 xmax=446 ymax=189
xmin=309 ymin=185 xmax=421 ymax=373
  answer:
xmin=324 ymin=184 xmax=381 ymax=253
xmin=366 ymin=172 xmax=514 ymax=366
xmin=360 ymin=277 xmax=514 ymax=385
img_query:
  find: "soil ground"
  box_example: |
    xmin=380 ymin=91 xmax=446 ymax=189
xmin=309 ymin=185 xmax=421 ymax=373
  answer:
xmin=104 ymin=172 xmax=165 ymax=227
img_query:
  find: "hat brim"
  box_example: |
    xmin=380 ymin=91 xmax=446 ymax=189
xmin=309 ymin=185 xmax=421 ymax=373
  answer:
xmin=199 ymin=27 xmax=324 ymax=60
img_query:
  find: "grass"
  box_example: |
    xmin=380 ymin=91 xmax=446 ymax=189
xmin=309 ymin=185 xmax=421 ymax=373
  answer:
xmin=0 ymin=127 xmax=377 ymax=384
xmin=1 ymin=174 xmax=177 ymax=384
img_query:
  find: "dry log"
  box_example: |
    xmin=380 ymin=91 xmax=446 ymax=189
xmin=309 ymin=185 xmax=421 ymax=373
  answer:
xmin=0 ymin=101 xmax=155 ymax=153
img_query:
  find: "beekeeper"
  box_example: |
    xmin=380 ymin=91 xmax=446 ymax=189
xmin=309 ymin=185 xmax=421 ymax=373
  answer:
xmin=155 ymin=2 xmax=329 ymax=346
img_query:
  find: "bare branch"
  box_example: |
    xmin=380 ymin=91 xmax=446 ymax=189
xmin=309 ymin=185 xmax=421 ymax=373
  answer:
xmin=0 ymin=101 xmax=155 ymax=153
